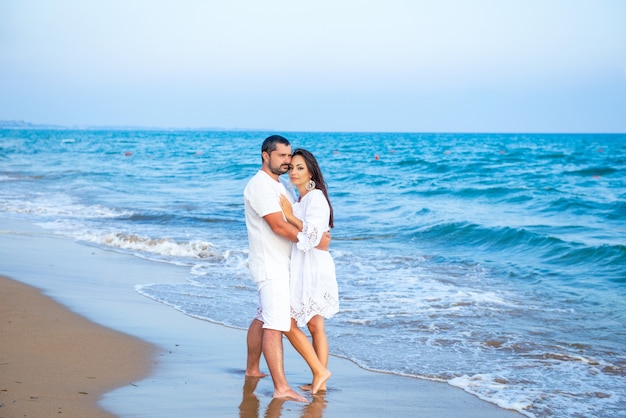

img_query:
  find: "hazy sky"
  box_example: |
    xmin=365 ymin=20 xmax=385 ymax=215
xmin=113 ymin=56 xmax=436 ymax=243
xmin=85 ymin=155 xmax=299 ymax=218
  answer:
xmin=1 ymin=0 xmax=625 ymax=132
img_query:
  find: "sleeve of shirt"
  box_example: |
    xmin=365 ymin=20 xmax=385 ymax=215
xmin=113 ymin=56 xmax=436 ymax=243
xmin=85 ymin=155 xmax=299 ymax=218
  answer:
xmin=247 ymin=175 xmax=285 ymax=218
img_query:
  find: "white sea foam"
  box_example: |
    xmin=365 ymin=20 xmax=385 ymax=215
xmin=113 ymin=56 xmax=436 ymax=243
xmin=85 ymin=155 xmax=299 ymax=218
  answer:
xmin=82 ymin=232 xmax=221 ymax=261
xmin=449 ymin=374 xmax=534 ymax=417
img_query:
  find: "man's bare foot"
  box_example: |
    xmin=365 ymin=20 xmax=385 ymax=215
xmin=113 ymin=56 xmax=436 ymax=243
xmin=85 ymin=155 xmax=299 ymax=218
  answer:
xmin=273 ymin=388 xmax=308 ymax=403
xmin=311 ymin=369 xmax=331 ymax=395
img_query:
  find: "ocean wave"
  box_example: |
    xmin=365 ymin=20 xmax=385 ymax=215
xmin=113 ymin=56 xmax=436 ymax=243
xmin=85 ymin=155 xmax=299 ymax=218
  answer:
xmin=564 ymin=166 xmax=619 ymax=177
xmin=81 ymin=232 xmax=222 ymax=261
xmin=415 ymin=221 xmax=559 ymax=252
xmin=0 ymin=194 xmax=132 ymax=219
xmin=543 ymin=243 xmax=626 ymax=281
xmin=608 ymin=200 xmax=626 ymax=220
xmin=542 ymin=196 xmax=610 ymax=215
xmin=119 ymin=212 xmax=241 ymax=225
xmin=411 ymin=221 xmax=626 ymax=283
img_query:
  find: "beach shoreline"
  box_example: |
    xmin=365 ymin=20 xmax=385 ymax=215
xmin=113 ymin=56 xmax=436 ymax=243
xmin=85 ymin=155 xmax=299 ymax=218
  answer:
xmin=0 ymin=217 xmax=522 ymax=417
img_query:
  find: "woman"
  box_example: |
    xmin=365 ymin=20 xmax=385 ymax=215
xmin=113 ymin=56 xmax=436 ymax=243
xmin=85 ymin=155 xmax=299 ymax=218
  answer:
xmin=280 ymin=148 xmax=339 ymax=392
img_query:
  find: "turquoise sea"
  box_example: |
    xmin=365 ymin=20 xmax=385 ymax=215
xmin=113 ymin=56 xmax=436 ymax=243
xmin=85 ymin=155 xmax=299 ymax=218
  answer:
xmin=1 ymin=129 xmax=625 ymax=417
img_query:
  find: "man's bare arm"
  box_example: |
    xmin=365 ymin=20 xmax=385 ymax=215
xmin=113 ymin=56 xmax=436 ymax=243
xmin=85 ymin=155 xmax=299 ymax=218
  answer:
xmin=264 ymin=212 xmax=300 ymax=242
xmin=264 ymin=212 xmax=332 ymax=251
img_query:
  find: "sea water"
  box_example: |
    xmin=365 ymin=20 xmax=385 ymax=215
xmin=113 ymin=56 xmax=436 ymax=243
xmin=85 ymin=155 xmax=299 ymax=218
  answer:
xmin=1 ymin=129 xmax=624 ymax=417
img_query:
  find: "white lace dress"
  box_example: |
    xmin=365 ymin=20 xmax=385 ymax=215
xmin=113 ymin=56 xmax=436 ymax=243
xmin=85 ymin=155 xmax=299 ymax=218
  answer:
xmin=289 ymin=189 xmax=340 ymax=327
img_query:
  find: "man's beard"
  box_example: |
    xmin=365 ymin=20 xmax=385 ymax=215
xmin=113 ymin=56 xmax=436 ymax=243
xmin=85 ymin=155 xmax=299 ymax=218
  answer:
xmin=269 ymin=164 xmax=289 ymax=176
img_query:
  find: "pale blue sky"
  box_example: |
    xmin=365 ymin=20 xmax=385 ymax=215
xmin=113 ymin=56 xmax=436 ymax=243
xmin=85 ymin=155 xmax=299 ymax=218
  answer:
xmin=1 ymin=0 xmax=625 ymax=132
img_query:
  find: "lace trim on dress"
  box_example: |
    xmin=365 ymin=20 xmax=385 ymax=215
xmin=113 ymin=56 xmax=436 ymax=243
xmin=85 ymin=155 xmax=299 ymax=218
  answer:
xmin=290 ymin=291 xmax=339 ymax=327
xmin=296 ymin=220 xmax=320 ymax=252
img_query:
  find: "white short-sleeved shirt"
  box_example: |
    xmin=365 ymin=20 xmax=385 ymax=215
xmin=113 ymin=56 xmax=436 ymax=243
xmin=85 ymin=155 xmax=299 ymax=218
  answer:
xmin=244 ymin=170 xmax=294 ymax=283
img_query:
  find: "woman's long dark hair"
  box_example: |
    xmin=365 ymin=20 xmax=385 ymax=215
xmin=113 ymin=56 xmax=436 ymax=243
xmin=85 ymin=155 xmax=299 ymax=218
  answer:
xmin=292 ymin=148 xmax=334 ymax=228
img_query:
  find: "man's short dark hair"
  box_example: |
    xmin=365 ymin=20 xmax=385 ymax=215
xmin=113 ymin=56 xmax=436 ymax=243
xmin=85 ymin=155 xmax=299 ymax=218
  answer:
xmin=261 ymin=135 xmax=290 ymax=160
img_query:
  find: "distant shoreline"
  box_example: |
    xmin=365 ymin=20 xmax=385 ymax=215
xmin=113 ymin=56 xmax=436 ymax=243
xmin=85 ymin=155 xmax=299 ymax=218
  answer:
xmin=0 ymin=119 xmax=239 ymax=131
xmin=2 ymin=120 xmax=624 ymax=134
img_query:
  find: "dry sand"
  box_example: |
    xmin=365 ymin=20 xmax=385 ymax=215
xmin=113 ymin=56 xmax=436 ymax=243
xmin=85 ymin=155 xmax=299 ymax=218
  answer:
xmin=0 ymin=275 xmax=154 ymax=418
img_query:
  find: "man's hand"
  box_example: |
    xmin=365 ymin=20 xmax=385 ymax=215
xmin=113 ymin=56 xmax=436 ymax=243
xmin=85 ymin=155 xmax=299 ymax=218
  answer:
xmin=316 ymin=231 xmax=332 ymax=251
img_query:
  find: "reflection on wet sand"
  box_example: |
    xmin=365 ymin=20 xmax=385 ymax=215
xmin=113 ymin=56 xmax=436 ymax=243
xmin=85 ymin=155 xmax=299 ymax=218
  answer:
xmin=239 ymin=377 xmax=328 ymax=418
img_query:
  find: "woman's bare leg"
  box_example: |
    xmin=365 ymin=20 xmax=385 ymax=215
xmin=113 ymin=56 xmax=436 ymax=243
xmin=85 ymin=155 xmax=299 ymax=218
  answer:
xmin=308 ymin=316 xmax=329 ymax=367
xmin=306 ymin=315 xmax=329 ymax=391
xmin=284 ymin=319 xmax=331 ymax=394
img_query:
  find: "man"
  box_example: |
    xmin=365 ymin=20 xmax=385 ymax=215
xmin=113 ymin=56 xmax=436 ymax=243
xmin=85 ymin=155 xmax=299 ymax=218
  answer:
xmin=243 ymin=135 xmax=330 ymax=401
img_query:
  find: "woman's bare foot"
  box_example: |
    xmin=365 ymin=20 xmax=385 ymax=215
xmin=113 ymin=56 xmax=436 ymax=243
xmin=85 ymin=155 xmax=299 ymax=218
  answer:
xmin=273 ymin=388 xmax=308 ymax=403
xmin=311 ymin=369 xmax=331 ymax=395
xmin=245 ymin=369 xmax=268 ymax=378
xmin=300 ymin=383 xmax=328 ymax=392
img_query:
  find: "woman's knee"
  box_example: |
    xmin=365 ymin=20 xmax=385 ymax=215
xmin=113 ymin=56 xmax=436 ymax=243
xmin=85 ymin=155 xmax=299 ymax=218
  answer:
xmin=307 ymin=316 xmax=325 ymax=334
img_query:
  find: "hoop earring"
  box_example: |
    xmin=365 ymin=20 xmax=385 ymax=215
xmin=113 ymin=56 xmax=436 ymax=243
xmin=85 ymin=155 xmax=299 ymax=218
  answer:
xmin=306 ymin=179 xmax=316 ymax=191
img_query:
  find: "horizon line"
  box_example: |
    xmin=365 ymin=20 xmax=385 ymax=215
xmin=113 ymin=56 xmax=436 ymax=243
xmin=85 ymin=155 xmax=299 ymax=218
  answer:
xmin=1 ymin=119 xmax=624 ymax=135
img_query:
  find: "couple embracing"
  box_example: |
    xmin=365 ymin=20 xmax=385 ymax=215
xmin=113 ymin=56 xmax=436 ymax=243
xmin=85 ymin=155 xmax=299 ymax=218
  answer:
xmin=243 ymin=135 xmax=339 ymax=402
